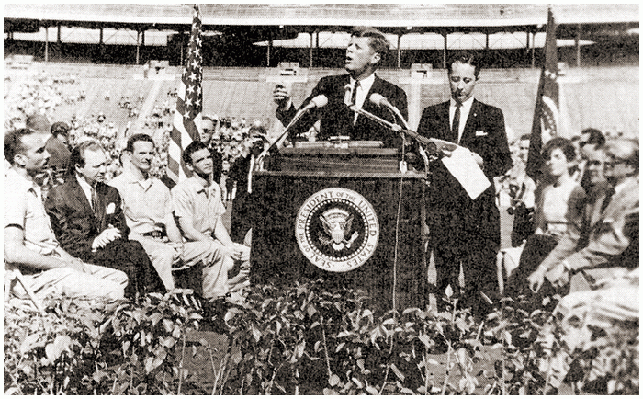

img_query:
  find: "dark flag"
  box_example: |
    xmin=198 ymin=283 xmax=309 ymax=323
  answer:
xmin=525 ymin=6 xmax=559 ymax=179
xmin=169 ymin=4 xmax=203 ymax=182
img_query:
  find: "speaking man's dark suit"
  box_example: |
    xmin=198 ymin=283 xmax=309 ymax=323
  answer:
xmin=277 ymin=74 xmax=408 ymax=148
xmin=45 ymin=178 xmax=164 ymax=298
xmin=417 ymin=99 xmax=512 ymax=314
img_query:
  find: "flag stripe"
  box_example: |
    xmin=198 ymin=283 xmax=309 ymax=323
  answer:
xmin=169 ymin=4 xmax=203 ymax=183
xmin=525 ymin=6 xmax=558 ymax=180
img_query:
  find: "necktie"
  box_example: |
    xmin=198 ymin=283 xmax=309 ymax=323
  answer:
xmin=600 ymin=187 xmax=615 ymax=214
xmin=352 ymin=81 xmax=360 ymax=125
xmin=91 ymin=185 xmax=99 ymax=217
xmin=351 ymin=80 xmax=359 ymax=106
xmin=452 ymin=102 xmax=462 ymax=142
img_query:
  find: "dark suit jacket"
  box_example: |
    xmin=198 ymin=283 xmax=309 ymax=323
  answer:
xmin=417 ymin=99 xmax=512 ymax=246
xmin=277 ymin=73 xmax=408 ymax=148
xmin=45 ymin=177 xmax=130 ymax=258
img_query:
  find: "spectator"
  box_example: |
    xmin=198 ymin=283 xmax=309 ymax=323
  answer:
xmin=529 ymin=138 xmax=638 ymax=293
xmin=504 ymin=134 xmax=537 ymax=246
xmin=25 ymin=114 xmax=70 ymax=185
xmin=505 ymin=138 xmax=586 ymax=303
xmin=110 ymin=134 xmax=236 ymax=302
xmin=109 ymin=134 xmax=183 ymax=291
xmin=227 ymin=125 xmax=267 ymax=243
xmin=4 ymin=128 xmax=128 ymax=303
xmin=45 ymin=141 xmax=165 ymax=299
xmin=172 ymin=141 xmax=250 ymax=300
xmin=200 ymin=116 xmax=223 ymax=185
xmin=50 ymin=121 xmax=71 ymax=147
xmin=578 ymin=128 xmax=606 ymax=192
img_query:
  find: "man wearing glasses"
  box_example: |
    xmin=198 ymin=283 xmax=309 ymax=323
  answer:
xmin=529 ymin=138 xmax=638 ymax=293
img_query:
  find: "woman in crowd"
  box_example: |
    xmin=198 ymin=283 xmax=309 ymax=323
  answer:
xmin=504 ymin=138 xmax=586 ymax=306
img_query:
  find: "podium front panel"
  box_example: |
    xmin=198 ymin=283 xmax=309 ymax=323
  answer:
xmin=250 ymin=171 xmax=426 ymax=312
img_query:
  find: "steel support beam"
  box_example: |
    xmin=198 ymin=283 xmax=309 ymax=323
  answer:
xmin=397 ymin=33 xmax=402 ymax=69
xmin=136 ymin=29 xmax=141 ymax=64
xmin=44 ymin=26 xmax=49 ymax=62
xmin=576 ymin=23 xmax=582 ymax=67
xmin=442 ymin=31 xmax=447 ymax=69
xmin=309 ymin=30 xmax=313 ymax=67
xmin=531 ymin=30 xmax=536 ymax=68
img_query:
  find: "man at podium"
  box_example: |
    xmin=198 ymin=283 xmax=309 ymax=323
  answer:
xmin=273 ymin=27 xmax=408 ymax=149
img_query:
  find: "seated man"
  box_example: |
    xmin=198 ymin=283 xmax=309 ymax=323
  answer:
xmin=529 ymin=138 xmax=639 ymax=293
xmin=26 ymin=115 xmax=71 ymax=183
xmin=172 ymin=141 xmax=249 ymax=298
xmin=110 ymin=134 xmax=235 ymax=300
xmin=45 ymin=140 xmax=164 ymax=299
xmin=4 ymin=128 xmax=128 ymax=303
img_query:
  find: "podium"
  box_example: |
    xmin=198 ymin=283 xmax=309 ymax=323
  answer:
xmin=250 ymin=143 xmax=427 ymax=313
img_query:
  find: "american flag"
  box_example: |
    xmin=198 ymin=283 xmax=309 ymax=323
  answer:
xmin=168 ymin=4 xmax=203 ymax=182
xmin=525 ymin=6 xmax=558 ymax=179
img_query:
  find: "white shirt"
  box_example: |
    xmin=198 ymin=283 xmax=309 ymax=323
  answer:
xmin=350 ymin=73 xmax=376 ymax=110
xmin=76 ymin=175 xmax=95 ymax=210
xmin=449 ymin=96 xmax=474 ymax=143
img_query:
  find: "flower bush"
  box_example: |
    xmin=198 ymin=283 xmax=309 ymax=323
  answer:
xmin=4 ymin=278 xmax=638 ymax=395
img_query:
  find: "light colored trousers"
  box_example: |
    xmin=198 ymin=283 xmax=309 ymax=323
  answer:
xmin=132 ymin=234 xmax=233 ymax=299
xmin=16 ymin=263 xmax=128 ymax=302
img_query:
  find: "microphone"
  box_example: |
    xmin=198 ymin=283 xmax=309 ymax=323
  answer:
xmin=349 ymin=105 xmax=401 ymax=131
xmin=369 ymin=93 xmax=410 ymax=130
xmin=257 ymin=95 xmax=328 ymax=162
xmin=301 ymin=95 xmax=329 ymax=111
xmin=370 ymin=93 xmax=397 ymax=113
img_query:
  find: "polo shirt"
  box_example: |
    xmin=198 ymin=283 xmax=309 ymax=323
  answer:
xmin=4 ymin=168 xmax=60 ymax=257
xmin=172 ymin=176 xmax=225 ymax=237
xmin=109 ymin=171 xmax=173 ymax=236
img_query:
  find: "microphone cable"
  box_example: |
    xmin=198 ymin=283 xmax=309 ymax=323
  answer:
xmin=391 ymin=132 xmax=407 ymax=316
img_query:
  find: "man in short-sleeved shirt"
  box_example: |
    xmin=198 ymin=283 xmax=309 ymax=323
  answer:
xmin=110 ymin=134 xmax=233 ymax=299
xmin=4 ymin=127 xmax=127 ymax=302
xmin=173 ymin=141 xmax=249 ymax=299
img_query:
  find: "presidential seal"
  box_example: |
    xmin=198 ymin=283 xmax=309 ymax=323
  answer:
xmin=296 ymin=188 xmax=379 ymax=272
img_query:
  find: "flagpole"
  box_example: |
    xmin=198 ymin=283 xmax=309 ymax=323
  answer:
xmin=525 ymin=6 xmax=558 ymax=181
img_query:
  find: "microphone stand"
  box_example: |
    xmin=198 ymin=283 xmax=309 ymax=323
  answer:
xmin=255 ymin=106 xmax=312 ymax=169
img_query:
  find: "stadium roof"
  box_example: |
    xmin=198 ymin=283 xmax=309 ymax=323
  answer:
xmin=4 ymin=4 xmax=639 ymax=32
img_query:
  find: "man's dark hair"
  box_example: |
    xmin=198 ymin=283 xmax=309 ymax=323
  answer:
xmin=542 ymin=137 xmax=576 ymax=163
xmin=447 ymin=52 xmax=482 ymax=79
xmin=581 ymin=128 xmax=605 ymax=147
xmin=351 ymin=27 xmax=389 ymax=59
xmin=125 ymin=133 xmax=154 ymax=153
xmin=183 ymin=140 xmax=209 ymax=165
xmin=519 ymin=134 xmax=531 ymax=142
xmin=51 ymin=121 xmax=71 ymax=140
xmin=69 ymin=140 xmax=106 ymax=175
xmin=4 ymin=128 xmax=33 ymax=165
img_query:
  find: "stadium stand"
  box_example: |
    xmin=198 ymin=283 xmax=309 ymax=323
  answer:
xmin=5 ymin=61 xmax=638 ymax=142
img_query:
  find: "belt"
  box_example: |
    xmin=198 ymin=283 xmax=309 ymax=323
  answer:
xmin=143 ymin=230 xmax=166 ymax=239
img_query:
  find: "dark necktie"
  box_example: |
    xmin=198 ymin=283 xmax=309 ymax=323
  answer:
xmin=600 ymin=187 xmax=615 ymax=214
xmin=452 ymin=102 xmax=462 ymax=142
xmin=351 ymin=80 xmax=359 ymax=106
xmin=91 ymin=185 xmax=99 ymax=218
xmin=352 ymin=81 xmax=360 ymax=125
